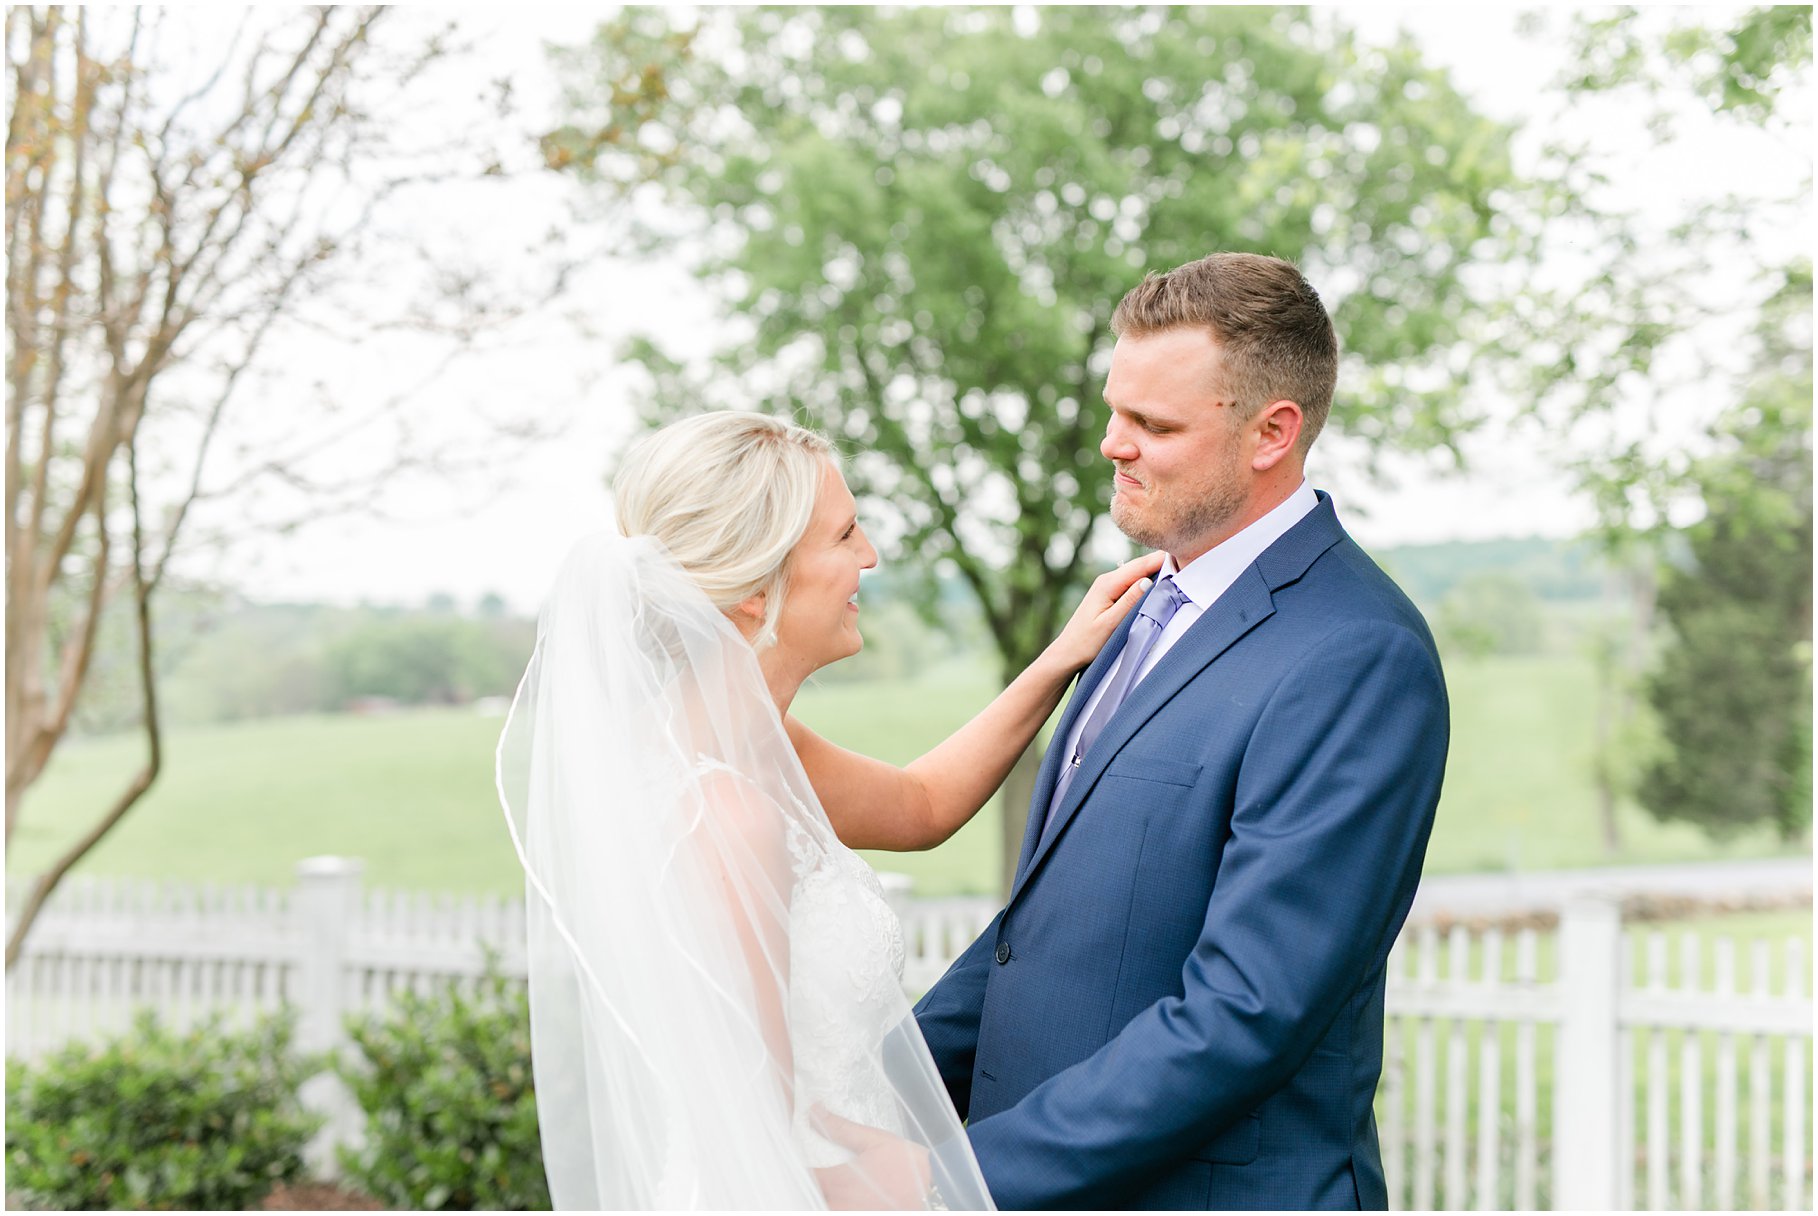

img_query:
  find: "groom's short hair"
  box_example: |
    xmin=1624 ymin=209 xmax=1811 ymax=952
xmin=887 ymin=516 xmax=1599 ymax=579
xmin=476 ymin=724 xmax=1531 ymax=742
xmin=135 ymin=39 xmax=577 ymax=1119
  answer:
xmin=1112 ymin=253 xmax=1338 ymax=452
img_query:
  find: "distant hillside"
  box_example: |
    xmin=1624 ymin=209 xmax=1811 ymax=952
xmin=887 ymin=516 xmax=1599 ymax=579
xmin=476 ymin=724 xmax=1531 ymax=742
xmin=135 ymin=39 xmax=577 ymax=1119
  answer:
xmin=1367 ymin=536 xmax=1610 ymax=610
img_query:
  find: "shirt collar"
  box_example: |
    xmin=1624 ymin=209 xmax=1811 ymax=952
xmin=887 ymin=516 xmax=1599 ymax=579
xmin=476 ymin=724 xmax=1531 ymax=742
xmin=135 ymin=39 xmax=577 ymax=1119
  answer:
xmin=1161 ymin=480 xmax=1320 ymax=604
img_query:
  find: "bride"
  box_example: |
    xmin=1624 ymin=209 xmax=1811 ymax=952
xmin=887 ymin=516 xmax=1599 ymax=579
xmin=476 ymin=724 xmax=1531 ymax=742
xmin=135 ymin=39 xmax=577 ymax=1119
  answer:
xmin=497 ymin=412 xmax=1159 ymax=1210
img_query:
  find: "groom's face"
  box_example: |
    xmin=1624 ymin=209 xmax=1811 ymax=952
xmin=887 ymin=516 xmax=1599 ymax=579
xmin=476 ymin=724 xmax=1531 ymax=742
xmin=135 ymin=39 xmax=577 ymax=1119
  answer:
xmin=1101 ymin=327 xmax=1252 ymax=565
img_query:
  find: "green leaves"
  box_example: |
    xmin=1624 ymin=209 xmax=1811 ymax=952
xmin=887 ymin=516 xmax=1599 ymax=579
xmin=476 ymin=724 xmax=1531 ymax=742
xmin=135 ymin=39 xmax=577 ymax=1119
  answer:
xmin=1560 ymin=5 xmax=1813 ymax=123
xmin=4 ymin=1011 xmax=321 ymax=1210
xmin=550 ymin=7 xmax=1520 ymax=668
xmin=335 ymin=965 xmax=549 ymax=1210
xmin=1638 ymin=259 xmax=1812 ymax=845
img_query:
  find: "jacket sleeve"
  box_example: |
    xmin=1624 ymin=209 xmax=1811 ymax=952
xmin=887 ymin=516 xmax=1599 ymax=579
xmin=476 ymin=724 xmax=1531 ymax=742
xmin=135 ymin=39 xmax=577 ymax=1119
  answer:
xmin=964 ymin=620 xmax=1449 ymax=1209
xmin=911 ymin=907 xmax=1004 ymax=1120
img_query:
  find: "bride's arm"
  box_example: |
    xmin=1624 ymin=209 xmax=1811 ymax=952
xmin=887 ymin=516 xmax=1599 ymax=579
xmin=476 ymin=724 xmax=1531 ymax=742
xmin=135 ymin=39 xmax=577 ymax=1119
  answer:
xmin=697 ymin=770 xmax=798 ymax=1105
xmin=790 ymin=551 xmax=1163 ymax=851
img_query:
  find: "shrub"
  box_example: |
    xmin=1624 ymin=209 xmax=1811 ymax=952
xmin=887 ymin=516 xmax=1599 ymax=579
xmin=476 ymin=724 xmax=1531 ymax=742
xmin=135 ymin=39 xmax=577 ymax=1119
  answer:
xmin=5 ymin=1010 xmax=322 ymax=1210
xmin=337 ymin=966 xmax=548 ymax=1210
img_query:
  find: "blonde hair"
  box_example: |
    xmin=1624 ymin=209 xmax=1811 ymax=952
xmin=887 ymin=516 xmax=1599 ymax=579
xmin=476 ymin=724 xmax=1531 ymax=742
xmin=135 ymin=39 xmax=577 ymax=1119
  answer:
xmin=614 ymin=412 xmax=837 ymax=649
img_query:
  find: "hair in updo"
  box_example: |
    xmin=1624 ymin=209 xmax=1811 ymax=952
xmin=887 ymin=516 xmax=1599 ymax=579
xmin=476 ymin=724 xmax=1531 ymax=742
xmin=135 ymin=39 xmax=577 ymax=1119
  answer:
xmin=613 ymin=411 xmax=837 ymax=650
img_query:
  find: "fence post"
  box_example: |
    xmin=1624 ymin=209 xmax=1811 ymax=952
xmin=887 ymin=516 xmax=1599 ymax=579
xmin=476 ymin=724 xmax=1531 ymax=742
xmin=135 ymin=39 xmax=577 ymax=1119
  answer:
xmin=1554 ymin=893 xmax=1623 ymax=1210
xmin=876 ymin=870 xmax=914 ymax=919
xmin=294 ymin=856 xmax=363 ymax=1176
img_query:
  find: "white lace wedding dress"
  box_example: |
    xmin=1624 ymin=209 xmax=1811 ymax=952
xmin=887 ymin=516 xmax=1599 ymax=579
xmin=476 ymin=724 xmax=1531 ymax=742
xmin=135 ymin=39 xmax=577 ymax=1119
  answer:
xmin=789 ymin=846 xmax=911 ymax=1165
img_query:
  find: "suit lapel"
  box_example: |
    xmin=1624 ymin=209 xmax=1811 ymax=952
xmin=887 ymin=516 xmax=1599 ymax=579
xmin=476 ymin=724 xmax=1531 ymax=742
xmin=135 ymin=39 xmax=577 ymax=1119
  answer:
xmin=1004 ymin=494 xmax=1350 ymax=909
xmin=1007 ymin=568 xmax=1276 ymax=907
xmin=1012 ymin=606 xmax=1141 ymax=879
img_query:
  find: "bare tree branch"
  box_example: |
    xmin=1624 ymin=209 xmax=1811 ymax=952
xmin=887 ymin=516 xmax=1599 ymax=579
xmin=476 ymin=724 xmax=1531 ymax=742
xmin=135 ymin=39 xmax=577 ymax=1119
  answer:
xmin=5 ymin=6 xmax=565 ymax=965
xmin=7 ymin=439 xmax=158 ymax=969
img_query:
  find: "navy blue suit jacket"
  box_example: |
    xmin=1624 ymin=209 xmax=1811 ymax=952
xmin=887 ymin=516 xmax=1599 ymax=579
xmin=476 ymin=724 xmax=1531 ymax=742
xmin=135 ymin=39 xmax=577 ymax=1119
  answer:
xmin=914 ymin=494 xmax=1448 ymax=1210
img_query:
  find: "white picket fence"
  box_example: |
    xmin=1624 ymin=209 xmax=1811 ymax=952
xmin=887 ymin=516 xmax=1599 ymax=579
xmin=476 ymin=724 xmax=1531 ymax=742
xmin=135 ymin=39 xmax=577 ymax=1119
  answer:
xmin=7 ymin=858 xmax=1812 ymax=1211
xmin=1379 ymin=899 xmax=1811 ymax=1211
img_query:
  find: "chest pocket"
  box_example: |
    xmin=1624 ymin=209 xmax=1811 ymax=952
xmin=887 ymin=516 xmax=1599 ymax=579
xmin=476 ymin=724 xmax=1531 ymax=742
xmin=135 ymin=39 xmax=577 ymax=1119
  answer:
xmin=1101 ymin=753 xmax=1202 ymax=788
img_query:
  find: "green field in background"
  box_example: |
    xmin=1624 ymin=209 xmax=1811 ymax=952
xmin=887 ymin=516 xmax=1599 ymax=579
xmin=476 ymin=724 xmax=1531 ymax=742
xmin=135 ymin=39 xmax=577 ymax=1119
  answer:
xmin=7 ymin=655 xmax=1804 ymax=896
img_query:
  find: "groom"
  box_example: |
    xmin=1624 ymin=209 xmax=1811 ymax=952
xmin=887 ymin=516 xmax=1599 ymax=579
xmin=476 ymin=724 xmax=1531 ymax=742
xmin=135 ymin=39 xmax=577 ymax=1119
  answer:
xmin=914 ymin=253 xmax=1448 ymax=1210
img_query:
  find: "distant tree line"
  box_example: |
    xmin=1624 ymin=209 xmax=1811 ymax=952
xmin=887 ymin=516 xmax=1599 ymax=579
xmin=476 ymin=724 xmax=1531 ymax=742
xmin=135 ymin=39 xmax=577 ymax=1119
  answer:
xmin=73 ymin=597 xmax=538 ymax=730
xmin=70 ymin=581 xmax=994 ymax=729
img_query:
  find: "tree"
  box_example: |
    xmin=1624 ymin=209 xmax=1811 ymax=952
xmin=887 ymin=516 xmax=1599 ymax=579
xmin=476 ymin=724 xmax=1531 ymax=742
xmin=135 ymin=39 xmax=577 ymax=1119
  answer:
xmin=1505 ymin=3 xmax=1810 ymax=540
xmin=1638 ymin=264 xmax=1812 ymax=842
xmin=4 ymin=7 xmax=555 ymax=964
xmin=1560 ymin=5 xmax=1812 ymax=123
xmin=546 ymin=7 xmax=1523 ymax=886
xmin=1496 ymin=6 xmax=1813 ymax=853
xmin=324 ymin=612 xmax=532 ymax=707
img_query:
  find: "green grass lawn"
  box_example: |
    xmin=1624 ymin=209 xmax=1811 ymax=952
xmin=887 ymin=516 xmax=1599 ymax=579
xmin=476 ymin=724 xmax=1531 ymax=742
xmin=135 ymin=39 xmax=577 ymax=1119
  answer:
xmin=1418 ymin=654 xmax=1790 ymax=876
xmin=7 ymin=655 xmax=1805 ymax=895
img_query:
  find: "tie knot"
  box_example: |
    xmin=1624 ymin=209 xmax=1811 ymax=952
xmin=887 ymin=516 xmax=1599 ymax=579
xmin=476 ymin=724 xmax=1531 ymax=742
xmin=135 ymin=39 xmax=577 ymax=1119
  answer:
xmin=1138 ymin=576 xmax=1187 ymax=631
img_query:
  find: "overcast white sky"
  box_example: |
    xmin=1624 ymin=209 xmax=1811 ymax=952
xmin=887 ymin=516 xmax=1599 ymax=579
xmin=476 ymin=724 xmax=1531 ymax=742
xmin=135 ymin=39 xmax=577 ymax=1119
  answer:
xmin=222 ymin=5 xmax=1810 ymax=614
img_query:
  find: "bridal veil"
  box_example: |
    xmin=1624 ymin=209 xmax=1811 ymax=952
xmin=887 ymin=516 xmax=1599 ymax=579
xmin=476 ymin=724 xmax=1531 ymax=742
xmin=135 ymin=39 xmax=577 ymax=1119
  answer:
xmin=496 ymin=532 xmax=992 ymax=1210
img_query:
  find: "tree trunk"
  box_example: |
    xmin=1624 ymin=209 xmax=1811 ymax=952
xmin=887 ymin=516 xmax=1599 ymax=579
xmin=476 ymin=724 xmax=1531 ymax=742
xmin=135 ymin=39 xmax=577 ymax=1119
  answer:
xmin=1591 ymin=576 xmax=1626 ymax=857
xmin=998 ymin=742 xmax=1041 ymax=895
xmin=1592 ymin=670 xmax=1622 ymax=855
xmin=993 ymin=625 xmax=1065 ymax=896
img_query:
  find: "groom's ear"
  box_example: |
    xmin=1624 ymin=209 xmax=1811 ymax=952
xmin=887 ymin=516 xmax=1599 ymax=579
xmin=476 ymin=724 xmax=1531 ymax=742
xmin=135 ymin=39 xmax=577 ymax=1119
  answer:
xmin=1249 ymin=398 xmax=1304 ymax=471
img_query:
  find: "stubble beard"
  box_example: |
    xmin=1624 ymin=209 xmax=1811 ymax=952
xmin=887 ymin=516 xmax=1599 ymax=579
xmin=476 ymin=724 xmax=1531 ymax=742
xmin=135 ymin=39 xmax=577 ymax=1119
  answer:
xmin=1110 ymin=460 xmax=1248 ymax=555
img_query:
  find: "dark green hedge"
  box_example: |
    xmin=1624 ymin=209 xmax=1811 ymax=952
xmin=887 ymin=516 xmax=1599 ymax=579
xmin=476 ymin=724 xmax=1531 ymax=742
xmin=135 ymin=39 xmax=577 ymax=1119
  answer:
xmin=5 ymin=1011 xmax=321 ymax=1210
xmin=337 ymin=967 xmax=548 ymax=1210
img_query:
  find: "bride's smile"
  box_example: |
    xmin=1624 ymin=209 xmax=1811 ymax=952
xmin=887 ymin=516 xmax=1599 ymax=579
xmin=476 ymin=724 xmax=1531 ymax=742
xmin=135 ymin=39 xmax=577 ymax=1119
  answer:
xmin=748 ymin=459 xmax=878 ymax=688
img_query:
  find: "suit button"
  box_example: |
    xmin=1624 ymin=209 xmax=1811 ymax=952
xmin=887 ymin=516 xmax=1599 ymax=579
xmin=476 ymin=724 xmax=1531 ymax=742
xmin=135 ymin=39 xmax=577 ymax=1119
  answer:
xmin=994 ymin=941 xmax=1011 ymax=965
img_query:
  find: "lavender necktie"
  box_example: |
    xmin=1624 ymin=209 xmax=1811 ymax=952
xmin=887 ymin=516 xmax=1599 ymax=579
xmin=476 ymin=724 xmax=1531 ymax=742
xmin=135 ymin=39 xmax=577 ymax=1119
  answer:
xmin=1042 ymin=575 xmax=1189 ymax=839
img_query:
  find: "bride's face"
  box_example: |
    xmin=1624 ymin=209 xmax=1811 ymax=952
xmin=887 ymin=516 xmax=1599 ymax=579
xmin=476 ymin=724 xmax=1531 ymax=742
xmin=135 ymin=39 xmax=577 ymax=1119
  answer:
xmin=775 ymin=461 xmax=878 ymax=673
